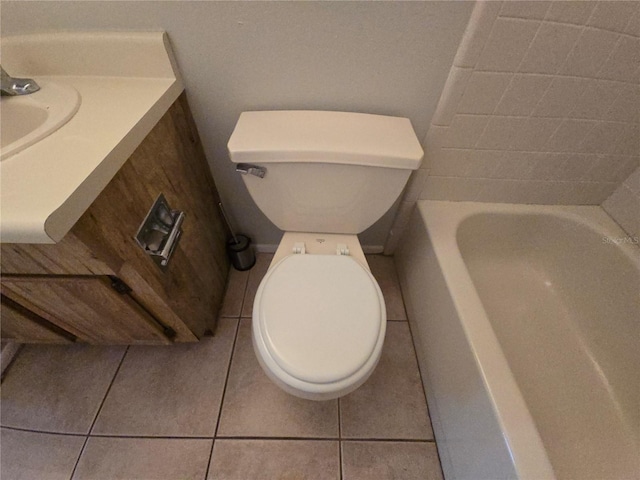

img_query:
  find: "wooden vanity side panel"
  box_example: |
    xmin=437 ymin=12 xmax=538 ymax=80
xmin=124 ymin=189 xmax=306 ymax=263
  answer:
xmin=1 ymin=276 xmax=170 ymax=345
xmin=0 ymin=233 xmax=116 ymax=275
xmin=1 ymin=295 xmax=73 ymax=344
xmin=71 ymin=93 xmax=230 ymax=339
xmin=2 ymin=275 xmax=171 ymax=345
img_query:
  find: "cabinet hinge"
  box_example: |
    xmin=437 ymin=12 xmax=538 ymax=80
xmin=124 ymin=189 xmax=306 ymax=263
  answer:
xmin=109 ymin=276 xmax=132 ymax=295
xmin=163 ymin=326 xmax=177 ymax=339
xmin=107 ymin=276 xmax=177 ymax=341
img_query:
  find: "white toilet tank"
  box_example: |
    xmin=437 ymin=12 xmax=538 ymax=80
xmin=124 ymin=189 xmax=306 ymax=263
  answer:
xmin=228 ymin=111 xmax=423 ymax=234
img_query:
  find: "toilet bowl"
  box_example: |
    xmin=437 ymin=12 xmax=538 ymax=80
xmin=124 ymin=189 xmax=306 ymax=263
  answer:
xmin=252 ymin=244 xmax=386 ymax=400
xmin=228 ymin=110 xmax=423 ymax=399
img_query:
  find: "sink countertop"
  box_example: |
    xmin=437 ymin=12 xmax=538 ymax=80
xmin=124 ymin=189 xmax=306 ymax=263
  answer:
xmin=0 ymin=32 xmax=184 ymax=243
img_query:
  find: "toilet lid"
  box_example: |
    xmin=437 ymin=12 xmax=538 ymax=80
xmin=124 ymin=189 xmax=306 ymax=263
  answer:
xmin=256 ymin=254 xmax=384 ymax=384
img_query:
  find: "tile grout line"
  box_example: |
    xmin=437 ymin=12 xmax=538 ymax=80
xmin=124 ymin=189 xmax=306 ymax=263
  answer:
xmin=447 ymin=112 xmax=639 ymax=123
xmin=426 ymin=175 xmax=621 ymax=185
xmin=0 ymin=425 xmax=87 ymax=437
xmin=69 ymin=345 xmax=130 ymax=480
xmin=237 ymin=266 xmax=251 ymax=320
xmin=338 ymin=398 xmax=343 ymax=480
xmin=204 ymin=316 xmax=242 ymax=480
xmin=212 ymin=317 xmax=242 ymax=438
xmin=0 ymin=424 xmax=438 ymax=443
xmin=466 ymin=70 xmax=640 ymax=88
xmin=213 ymin=435 xmax=435 ymax=443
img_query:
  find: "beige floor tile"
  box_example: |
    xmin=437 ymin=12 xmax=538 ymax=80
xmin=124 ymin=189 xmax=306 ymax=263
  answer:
xmin=92 ymin=318 xmax=238 ymax=437
xmin=217 ymin=319 xmax=339 ymax=438
xmin=1 ymin=428 xmax=85 ymax=480
xmin=340 ymin=322 xmax=432 ymax=440
xmin=241 ymin=253 xmax=273 ymax=317
xmin=0 ymin=345 xmax=125 ymax=434
xmin=208 ymin=439 xmax=340 ymax=480
xmin=342 ymin=441 xmax=443 ymax=480
xmin=219 ymin=267 xmax=249 ymax=317
xmin=72 ymin=437 xmax=211 ymax=480
xmin=366 ymin=255 xmax=407 ymax=320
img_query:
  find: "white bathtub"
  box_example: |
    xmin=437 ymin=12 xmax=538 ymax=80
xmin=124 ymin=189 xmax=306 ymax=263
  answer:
xmin=396 ymin=201 xmax=639 ymax=480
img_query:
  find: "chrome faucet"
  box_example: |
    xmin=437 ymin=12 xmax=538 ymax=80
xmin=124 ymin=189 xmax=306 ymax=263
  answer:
xmin=1 ymin=66 xmax=40 ymax=96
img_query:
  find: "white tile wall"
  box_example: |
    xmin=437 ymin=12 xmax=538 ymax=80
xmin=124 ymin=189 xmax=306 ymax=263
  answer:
xmin=625 ymin=8 xmax=640 ymax=37
xmin=431 ymin=66 xmax=473 ymax=125
xmin=606 ymin=84 xmax=640 ymax=123
xmin=509 ymin=117 xmax=562 ymax=151
xmin=499 ymin=1 xmax=551 ymax=21
xmin=387 ymin=0 xmax=640 ymax=252
xmin=454 ymin=1 xmax=502 ymax=68
xmin=476 ymin=18 xmax=540 ymax=72
xmin=545 ymin=1 xmax=595 ymax=25
xmin=588 ymin=1 xmax=639 ymax=33
xmin=519 ymin=22 xmax=582 ymax=74
xmin=494 ymin=74 xmax=552 ymax=116
xmin=571 ymin=80 xmax=624 ymax=120
xmin=534 ymin=77 xmax=588 ymax=117
xmin=420 ymin=0 xmax=640 ymax=205
xmin=561 ymin=27 xmax=620 ymax=78
xmin=457 ymin=72 xmax=512 ymax=114
xmin=602 ymin=167 xmax=640 ymax=237
xmin=442 ymin=115 xmax=489 ymax=148
xmin=600 ymin=36 xmax=640 ymax=83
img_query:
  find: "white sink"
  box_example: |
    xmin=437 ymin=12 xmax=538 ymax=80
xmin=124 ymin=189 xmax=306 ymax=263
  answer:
xmin=1 ymin=32 xmax=182 ymax=243
xmin=1 ymin=81 xmax=81 ymax=160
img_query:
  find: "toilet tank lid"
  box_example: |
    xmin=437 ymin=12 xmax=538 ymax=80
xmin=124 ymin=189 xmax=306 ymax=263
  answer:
xmin=228 ymin=111 xmax=423 ymax=170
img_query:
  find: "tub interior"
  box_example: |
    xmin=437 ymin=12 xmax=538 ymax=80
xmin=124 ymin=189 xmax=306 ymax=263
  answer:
xmin=456 ymin=213 xmax=640 ymax=480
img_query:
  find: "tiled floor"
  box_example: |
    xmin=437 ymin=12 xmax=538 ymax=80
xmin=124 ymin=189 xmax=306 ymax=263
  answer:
xmin=0 ymin=254 xmax=442 ymax=480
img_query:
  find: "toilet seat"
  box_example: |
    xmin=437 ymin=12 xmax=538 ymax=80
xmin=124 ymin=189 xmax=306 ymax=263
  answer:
xmin=252 ymin=254 xmax=386 ymax=400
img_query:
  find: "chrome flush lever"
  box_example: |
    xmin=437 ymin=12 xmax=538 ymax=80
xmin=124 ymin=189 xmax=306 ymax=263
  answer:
xmin=236 ymin=163 xmax=266 ymax=178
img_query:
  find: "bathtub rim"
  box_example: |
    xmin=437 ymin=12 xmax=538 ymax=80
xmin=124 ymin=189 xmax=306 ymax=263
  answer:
xmin=414 ymin=200 xmax=638 ymax=480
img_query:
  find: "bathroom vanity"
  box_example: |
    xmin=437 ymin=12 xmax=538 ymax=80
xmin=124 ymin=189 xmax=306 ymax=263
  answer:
xmin=0 ymin=33 xmax=229 ymax=345
xmin=1 ymin=94 xmax=229 ymax=344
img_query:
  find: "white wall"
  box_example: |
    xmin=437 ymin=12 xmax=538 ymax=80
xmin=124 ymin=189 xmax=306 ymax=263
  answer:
xmin=1 ymin=1 xmax=473 ymax=249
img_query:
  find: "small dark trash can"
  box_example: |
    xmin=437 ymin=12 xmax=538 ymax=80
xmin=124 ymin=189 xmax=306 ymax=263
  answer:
xmin=226 ymin=234 xmax=255 ymax=271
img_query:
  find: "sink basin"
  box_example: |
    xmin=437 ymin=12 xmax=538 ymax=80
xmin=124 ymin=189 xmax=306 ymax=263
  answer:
xmin=1 ymin=81 xmax=81 ymax=160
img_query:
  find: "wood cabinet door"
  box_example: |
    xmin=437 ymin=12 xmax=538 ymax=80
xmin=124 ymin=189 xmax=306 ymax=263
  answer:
xmin=1 ymin=295 xmax=73 ymax=344
xmin=1 ymin=276 xmax=171 ymax=345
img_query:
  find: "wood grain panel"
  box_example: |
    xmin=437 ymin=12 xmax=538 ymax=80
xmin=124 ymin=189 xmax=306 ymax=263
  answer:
xmin=1 ymin=295 xmax=73 ymax=344
xmin=118 ymin=263 xmax=197 ymax=342
xmin=1 ymin=234 xmax=116 ymax=275
xmin=0 ymin=94 xmax=229 ymax=343
xmin=1 ymin=276 xmax=170 ymax=345
xmin=70 ymin=93 xmax=230 ymax=339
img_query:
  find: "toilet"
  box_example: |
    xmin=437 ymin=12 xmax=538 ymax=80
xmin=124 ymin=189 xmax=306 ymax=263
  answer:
xmin=228 ymin=110 xmax=423 ymax=400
